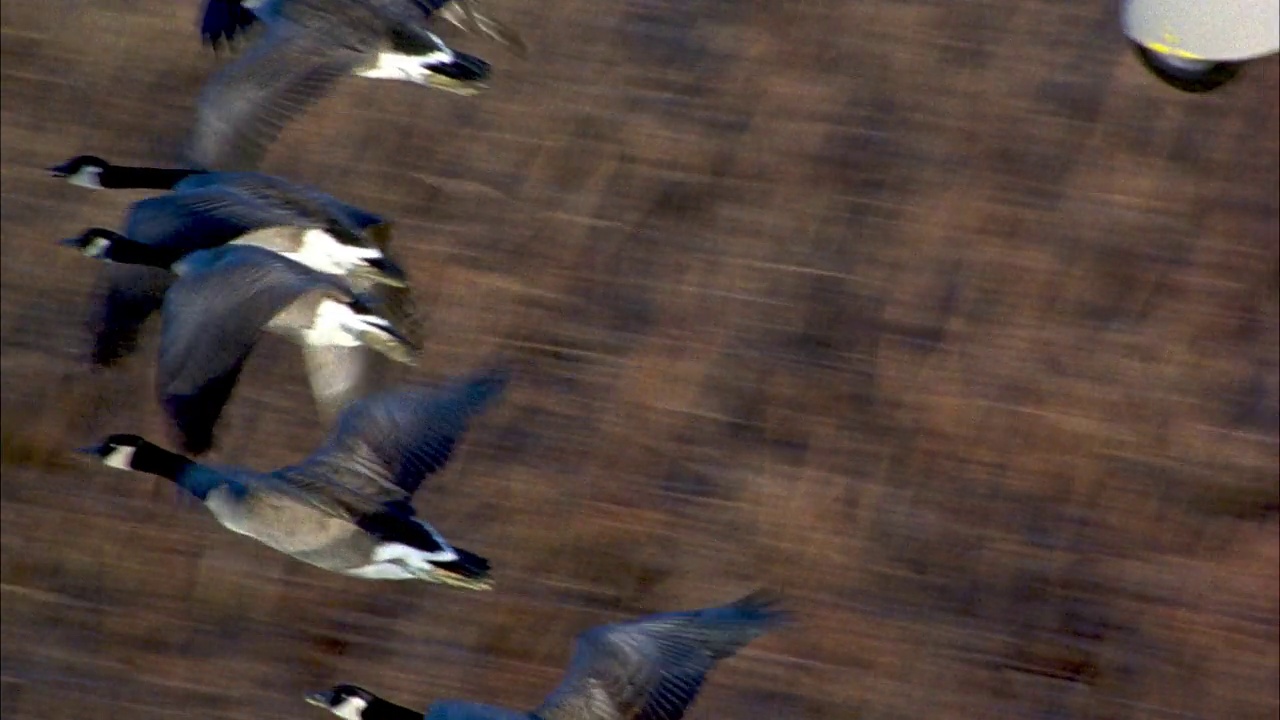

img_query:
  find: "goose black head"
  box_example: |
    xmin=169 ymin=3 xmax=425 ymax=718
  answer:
xmin=59 ymin=227 xmax=128 ymax=259
xmin=59 ymin=228 xmax=182 ymax=270
xmin=49 ymin=155 xmax=110 ymax=188
xmin=306 ymin=685 xmax=378 ymax=720
xmin=76 ymin=433 xmax=148 ymax=470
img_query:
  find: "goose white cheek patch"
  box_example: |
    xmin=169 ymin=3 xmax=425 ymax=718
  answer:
xmin=103 ymin=445 xmax=137 ymax=470
xmin=330 ymin=697 xmax=369 ymax=720
xmin=69 ymin=168 xmax=105 ymax=189
xmin=84 ymin=237 xmax=112 ymax=257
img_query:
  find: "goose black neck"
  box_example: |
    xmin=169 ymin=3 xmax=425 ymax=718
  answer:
xmin=100 ymin=165 xmax=202 ymax=190
xmin=131 ymin=442 xmax=196 ymax=483
xmin=364 ymin=698 xmax=423 ymax=720
xmin=101 ymin=234 xmax=187 ymax=271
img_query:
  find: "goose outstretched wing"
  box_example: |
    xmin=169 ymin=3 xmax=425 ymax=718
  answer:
xmin=385 ymin=0 xmax=527 ymax=56
xmin=423 ymin=700 xmax=529 ymax=720
xmin=277 ymin=368 xmax=509 ymax=504
xmin=186 ymin=25 xmax=361 ymax=171
xmin=198 ymin=173 xmax=391 ymax=239
xmin=90 ymin=263 xmax=176 ymax=368
xmin=124 ymin=186 xmax=299 ymax=251
xmin=534 ymin=591 xmax=788 ymax=720
xmin=157 ymin=244 xmax=348 ymax=453
xmin=437 ymin=0 xmax=527 ymax=57
xmin=265 ymin=0 xmax=436 ymax=46
xmin=125 ymin=177 xmax=384 ymax=250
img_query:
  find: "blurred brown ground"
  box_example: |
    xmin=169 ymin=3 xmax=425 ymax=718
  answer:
xmin=1 ymin=1 xmax=1278 ymax=718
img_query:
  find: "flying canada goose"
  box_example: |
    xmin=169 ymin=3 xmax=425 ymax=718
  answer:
xmin=306 ymin=590 xmax=789 ymax=720
xmin=77 ymin=369 xmax=509 ymax=589
xmin=61 ymin=241 xmax=417 ymax=454
xmin=200 ymin=0 xmax=527 ymax=57
xmin=47 ymin=155 xmax=396 ymax=255
xmin=49 ymin=154 xmax=419 ymax=366
xmin=62 ymin=225 xmax=402 ymax=285
xmin=186 ymin=0 xmax=495 ymax=170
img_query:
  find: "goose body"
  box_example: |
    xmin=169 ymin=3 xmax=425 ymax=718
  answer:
xmin=61 ymin=241 xmax=416 ymax=454
xmin=307 ymin=591 xmax=789 ymax=720
xmin=51 ymin=155 xmax=417 ymax=367
xmin=259 ymin=225 xmax=387 ymax=275
xmin=158 ymin=245 xmax=416 ymax=453
xmin=188 ymin=0 xmax=496 ymax=170
xmin=63 ymin=225 xmax=400 ymax=286
xmin=79 ymin=369 xmax=508 ymax=588
xmin=49 ymin=155 xmax=391 ymax=244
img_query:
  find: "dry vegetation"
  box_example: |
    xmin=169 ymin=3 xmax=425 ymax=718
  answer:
xmin=2 ymin=1 xmax=1278 ymax=719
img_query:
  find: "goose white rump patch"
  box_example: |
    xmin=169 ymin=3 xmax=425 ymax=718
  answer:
xmin=278 ymin=228 xmax=382 ymax=276
xmin=359 ymin=48 xmax=456 ymax=82
xmin=344 ymin=541 xmax=459 ymax=580
xmin=305 ymin=300 xmax=367 ymax=348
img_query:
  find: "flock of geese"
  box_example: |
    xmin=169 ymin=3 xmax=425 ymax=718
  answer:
xmin=47 ymin=1 xmax=789 ymax=719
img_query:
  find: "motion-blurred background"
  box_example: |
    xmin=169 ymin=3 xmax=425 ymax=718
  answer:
xmin=1 ymin=1 xmax=1277 ymax=718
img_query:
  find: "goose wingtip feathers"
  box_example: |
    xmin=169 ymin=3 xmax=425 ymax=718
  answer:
xmin=727 ymin=587 xmax=793 ymax=627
